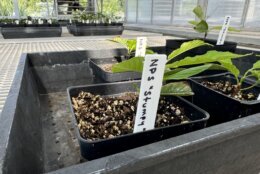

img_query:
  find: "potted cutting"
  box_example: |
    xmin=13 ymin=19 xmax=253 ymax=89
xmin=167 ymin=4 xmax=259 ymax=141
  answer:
xmin=1 ymin=17 xmax=62 ymax=39
xmin=89 ymin=36 xmax=156 ymax=82
xmin=67 ymin=10 xmax=124 ymax=36
xmin=166 ymin=5 xmax=238 ymax=57
xmin=187 ymin=54 xmax=260 ymax=126
xmin=68 ymin=45 xmax=251 ymax=160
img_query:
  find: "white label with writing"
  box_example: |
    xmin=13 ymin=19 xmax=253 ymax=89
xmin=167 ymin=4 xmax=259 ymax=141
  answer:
xmin=135 ymin=37 xmax=147 ymax=57
xmin=217 ymin=16 xmax=231 ymax=45
xmin=133 ymin=54 xmax=167 ymax=133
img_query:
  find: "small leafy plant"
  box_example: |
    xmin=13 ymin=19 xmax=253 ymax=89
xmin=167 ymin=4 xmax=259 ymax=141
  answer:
xmin=109 ymin=36 xmax=154 ymax=59
xmin=111 ymin=40 xmax=251 ymax=96
xmin=72 ymin=10 xmax=120 ymax=24
xmin=189 ymin=5 xmax=239 ymax=40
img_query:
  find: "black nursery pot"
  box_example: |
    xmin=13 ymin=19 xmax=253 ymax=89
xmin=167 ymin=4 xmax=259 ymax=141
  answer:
xmin=166 ymin=38 xmax=237 ymax=61
xmin=67 ymin=81 xmax=209 ymax=160
xmin=189 ymin=73 xmax=260 ymax=126
xmin=89 ymin=57 xmax=141 ymax=82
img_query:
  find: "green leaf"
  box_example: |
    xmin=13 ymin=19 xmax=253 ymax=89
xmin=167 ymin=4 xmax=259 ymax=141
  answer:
xmin=161 ymin=82 xmax=194 ymax=96
xmin=109 ymin=36 xmax=128 ymax=48
xmin=127 ymin=39 xmax=137 ymax=54
xmin=251 ymin=70 xmax=260 ymax=79
xmin=218 ymin=59 xmax=240 ymax=79
xmin=164 ymin=68 xmax=186 ymax=77
xmin=109 ymin=37 xmax=137 ymax=55
xmin=167 ymin=40 xmax=212 ymax=62
xmin=188 ymin=20 xmax=199 ymax=25
xmin=111 ymin=57 xmax=144 ymax=73
xmin=210 ymin=26 xmax=240 ymax=32
xmin=252 ymin=60 xmax=260 ymax=69
xmin=146 ymin=49 xmax=155 ymax=54
xmin=228 ymin=27 xmax=241 ymax=32
xmin=164 ymin=64 xmax=213 ymax=80
xmin=194 ymin=20 xmax=208 ymax=33
xmin=193 ymin=5 xmax=205 ymax=20
xmin=167 ymin=51 xmax=252 ymax=68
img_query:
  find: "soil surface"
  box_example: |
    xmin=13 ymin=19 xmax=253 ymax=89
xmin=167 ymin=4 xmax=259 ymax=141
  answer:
xmin=100 ymin=64 xmax=113 ymax=72
xmin=201 ymin=80 xmax=257 ymax=101
xmin=72 ymin=92 xmax=189 ymax=141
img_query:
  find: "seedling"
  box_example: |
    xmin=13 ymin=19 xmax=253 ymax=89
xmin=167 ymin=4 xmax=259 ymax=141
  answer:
xmin=109 ymin=36 xmax=154 ymax=59
xmin=189 ymin=5 xmax=239 ymax=40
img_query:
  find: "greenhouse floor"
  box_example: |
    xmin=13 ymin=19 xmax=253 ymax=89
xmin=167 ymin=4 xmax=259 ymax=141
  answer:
xmin=0 ymin=29 xmax=172 ymax=114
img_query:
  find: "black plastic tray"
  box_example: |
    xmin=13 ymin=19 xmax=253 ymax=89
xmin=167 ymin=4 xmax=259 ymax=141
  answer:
xmin=67 ymin=81 xmax=210 ymax=160
xmin=1 ymin=26 xmax=62 ymax=39
xmin=89 ymin=58 xmax=141 ymax=82
xmin=67 ymin=24 xmax=124 ymax=36
xmin=189 ymin=73 xmax=260 ymax=126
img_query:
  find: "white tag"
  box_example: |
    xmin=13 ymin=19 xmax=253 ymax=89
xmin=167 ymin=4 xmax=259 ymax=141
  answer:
xmin=27 ymin=20 xmax=32 ymax=24
xmin=82 ymin=20 xmax=85 ymax=23
xmin=257 ymin=94 xmax=260 ymax=100
xmin=133 ymin=54 xmax=167 ymax=133
xmin=217 ymin=16 xmax=231 ymax=45
xmin=48 ymin=19 xmax=52 ymax=24
xmin=69 ymin=19 xmax=72 ymax=24
xmin=38 ymin=19 xmax=41 ymax=24
xmin=15 ymin=20 xmax=19 ymax=25
xmin=135 ymin=37 xmax=147 ymax=57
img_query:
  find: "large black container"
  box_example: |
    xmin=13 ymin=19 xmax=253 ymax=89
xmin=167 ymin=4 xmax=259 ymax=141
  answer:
xmin=166 ymin=38 xmax=237 ymax=60
xmin=1 ymin=26 xmax=62 ymax=39
xmin=89 ymin=57 xmax=141 ymax=82
xmin=190 ymin=73 xmax=260 ymax=126
xmin=67 ymin=23 xmax=124 ymax=36
xmin=67 ymin=81 xmax=210 ymax=160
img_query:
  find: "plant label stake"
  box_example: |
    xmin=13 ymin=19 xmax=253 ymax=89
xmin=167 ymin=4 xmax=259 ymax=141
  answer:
xmin=15 ymin=20 xmax=19 ymax=25
xmin=69 ymin=19 xmax=72 ymax=24
xmin=48 ymin=19 xmax=52 ymax=25
xmin=135 ymin=37 xmax=147 ymax=57
xmin=217 ymin=16 xmax=231 ymax=45
xmin=133 ymin=54 xmax=167 ymax=133
xmin=257 ymin=94 xmax=260 ymax=100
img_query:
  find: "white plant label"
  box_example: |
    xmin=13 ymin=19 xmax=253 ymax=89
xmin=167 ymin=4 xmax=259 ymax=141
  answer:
xmin=48 ymin=19 xmax=52 ymax=24
xmin=135 ymin=37 xmax=147 ymax=57
xmin=69 ymin=19 xmax=72 ymax=24
xmin=15 ymin=20 xmax=19 ymax=25
xmin=27 ymin=20 xmax=32 ymax=24
xmin=133 ymin=54 xmax=167 ymax=133
xmin=217 ymin=16 xmax=231 ymax=45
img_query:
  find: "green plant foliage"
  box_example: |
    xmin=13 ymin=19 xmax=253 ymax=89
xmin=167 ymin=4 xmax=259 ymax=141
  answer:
xmin=167 ymin=40 xmax=212 ymax=62
xmin=193 ymin=5 xmax=205 ymax=20
xmin=163 ymin=64 xmax=213 ymax=80
xmin=111 ymin=57 xmax=144 ymax=73
xmin=161 ymin=82 xmax=194 ymax=96
xmin=189 ymin=5 xmax=239 ymax=39
xmin=194 ymin=20 xmax=208 ymax=33
xmin=167 ymin=51 xmax=251 ymax=69
xmin=109 ymin=36 xmax=154 ymax=56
